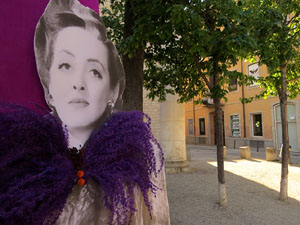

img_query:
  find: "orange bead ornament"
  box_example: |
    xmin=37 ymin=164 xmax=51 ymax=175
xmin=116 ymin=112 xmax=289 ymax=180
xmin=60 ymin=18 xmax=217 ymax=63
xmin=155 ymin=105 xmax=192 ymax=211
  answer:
xmin=77 ymin=170 xmax=84 ymax=178
xmin=77 ymin=178 xmax=85 ymax=186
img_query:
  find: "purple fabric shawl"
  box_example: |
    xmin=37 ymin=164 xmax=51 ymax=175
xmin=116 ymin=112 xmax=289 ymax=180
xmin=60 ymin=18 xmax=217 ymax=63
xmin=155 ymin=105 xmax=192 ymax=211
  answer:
xmin=0 ymin=103 xmax=164 ymax=225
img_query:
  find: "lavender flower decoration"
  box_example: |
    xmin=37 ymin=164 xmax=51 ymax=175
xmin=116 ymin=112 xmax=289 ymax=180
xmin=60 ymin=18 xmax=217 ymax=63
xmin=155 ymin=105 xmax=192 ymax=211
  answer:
xmin=85 ymin=111 xmax=164 ymax=225
xmin=0 ymin=103 xmax=75 ymax=225
xmin=0 ymin=103 xmax=164 ymax=225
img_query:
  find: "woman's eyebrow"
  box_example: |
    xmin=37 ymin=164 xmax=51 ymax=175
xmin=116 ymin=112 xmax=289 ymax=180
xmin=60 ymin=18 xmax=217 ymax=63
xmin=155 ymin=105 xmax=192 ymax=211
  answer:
xmin=58 ymin=50 xmax=74 ymax=57
xmin=87 ymin=58 xmax=105 ymax=70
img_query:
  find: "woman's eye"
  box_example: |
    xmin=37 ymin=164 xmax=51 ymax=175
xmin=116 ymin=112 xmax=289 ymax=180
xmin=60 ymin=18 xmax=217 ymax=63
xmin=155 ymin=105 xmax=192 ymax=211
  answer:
xmin=90 ymin=69 xmax=102 ymax=79
xmin=58 ymin=63 xmax=71 ymax=70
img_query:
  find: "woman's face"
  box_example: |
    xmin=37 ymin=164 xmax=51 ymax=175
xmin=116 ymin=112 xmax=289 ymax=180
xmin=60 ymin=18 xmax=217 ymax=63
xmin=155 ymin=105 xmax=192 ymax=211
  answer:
xmin=48 ymin=27 xmax=116 ymax=130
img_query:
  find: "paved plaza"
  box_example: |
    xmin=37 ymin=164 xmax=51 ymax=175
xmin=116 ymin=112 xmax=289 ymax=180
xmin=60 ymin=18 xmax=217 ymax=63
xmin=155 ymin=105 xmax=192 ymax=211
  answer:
xmin=166 ymin=145 xmax=300 ymax=225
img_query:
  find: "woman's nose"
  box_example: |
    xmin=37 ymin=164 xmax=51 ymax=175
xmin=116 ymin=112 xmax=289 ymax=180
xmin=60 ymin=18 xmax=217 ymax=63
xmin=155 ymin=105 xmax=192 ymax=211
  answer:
xmin=73 ymin=85 xmax=85 ymax=90
xmin=72 ymin=69 xmax=86 ymax=91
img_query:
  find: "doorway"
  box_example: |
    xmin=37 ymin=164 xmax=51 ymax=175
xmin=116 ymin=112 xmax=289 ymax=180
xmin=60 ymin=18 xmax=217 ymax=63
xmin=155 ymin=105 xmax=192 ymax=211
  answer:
xmin=274 ymin=103 xmax=299 ymax=152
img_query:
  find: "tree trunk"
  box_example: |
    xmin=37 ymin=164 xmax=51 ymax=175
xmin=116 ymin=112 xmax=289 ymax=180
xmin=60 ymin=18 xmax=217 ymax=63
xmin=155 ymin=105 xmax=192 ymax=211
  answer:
xmin=279 ymin=64 xmax=289 ymax=201
xmin=122 ymin=0 xmax=144 ymax=112
xmin=122 ymin=49 xmax=144 ymax=111
xmin=214 ymin=97 xmax=228 ymax=207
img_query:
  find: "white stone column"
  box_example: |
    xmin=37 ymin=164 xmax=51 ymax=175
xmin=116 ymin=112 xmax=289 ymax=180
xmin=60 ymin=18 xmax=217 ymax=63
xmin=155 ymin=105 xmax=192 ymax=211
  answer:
xmin=160 ymin=94 xmax=188 ymax=169
xmin=143 ymin=88 xmax=161 ymax=140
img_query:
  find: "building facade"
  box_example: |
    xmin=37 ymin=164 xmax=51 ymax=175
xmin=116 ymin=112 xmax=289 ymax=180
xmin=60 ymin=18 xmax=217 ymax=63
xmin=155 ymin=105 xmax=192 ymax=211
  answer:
xmin=185 ymin=61 xmax=300 ymax=153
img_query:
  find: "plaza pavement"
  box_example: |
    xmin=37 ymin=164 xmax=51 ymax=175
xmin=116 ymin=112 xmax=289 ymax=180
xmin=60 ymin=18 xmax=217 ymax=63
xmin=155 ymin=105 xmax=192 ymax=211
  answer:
xmin=165 ymin=145 xmax=300 ymax=225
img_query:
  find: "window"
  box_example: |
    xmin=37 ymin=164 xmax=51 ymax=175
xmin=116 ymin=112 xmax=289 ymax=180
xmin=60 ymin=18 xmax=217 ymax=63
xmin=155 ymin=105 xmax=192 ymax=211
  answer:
xmin=252 ymin=113 xmax=263 ymax=136
xmin=248 ymin=63 xmax=259 ymax=87
xmin=229 ymin=78 xmax=238 ymax=92
xmin=230 ymin=115 xmax=240 ymax=137
xmin=199 ymin=118 xmax=205 ymax=135
xmin=188 ymin=119 xmax=193 ymax=135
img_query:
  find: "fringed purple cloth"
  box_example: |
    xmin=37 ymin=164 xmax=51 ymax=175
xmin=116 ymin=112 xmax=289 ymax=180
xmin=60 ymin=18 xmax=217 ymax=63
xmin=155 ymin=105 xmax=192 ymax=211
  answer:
xmin=0 ymin=103 xmax=164 ymax=225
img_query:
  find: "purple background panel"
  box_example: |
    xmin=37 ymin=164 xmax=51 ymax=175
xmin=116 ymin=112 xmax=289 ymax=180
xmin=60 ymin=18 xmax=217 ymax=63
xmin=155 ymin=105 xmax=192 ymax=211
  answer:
xmin=0 ymin=0 xmax=99 ymax=110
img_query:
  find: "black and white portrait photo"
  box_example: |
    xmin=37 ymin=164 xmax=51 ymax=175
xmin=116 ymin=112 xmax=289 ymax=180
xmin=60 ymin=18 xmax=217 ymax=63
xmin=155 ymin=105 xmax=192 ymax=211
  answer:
xmin=34 ymin=0 xmax=125 ymax=149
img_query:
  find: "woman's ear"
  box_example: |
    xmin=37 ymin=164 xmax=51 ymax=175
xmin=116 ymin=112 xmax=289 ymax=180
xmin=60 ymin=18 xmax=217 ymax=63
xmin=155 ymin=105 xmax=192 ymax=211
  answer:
xmin=111 ymin=83 xmax=120 ymax=103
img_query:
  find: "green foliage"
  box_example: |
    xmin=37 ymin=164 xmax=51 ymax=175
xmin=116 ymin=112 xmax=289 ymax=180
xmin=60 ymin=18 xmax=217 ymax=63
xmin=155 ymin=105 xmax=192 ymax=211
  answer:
xmin=100 ymin=0 xmax=300 ymax=103
xmin=246 ymin=0 xmax=300 ymax=99
xmin=143 ymin=0 xmax=257 ymax=102
xmin=100 ymin=1 xmax=299 ymax=104
xmin=287 ymin=51 xmax=300 ymax=98
xmin=99 ymin=1 xmax=124 ymax=51
xmin=99 ymin=0 xmax=177 ymax=58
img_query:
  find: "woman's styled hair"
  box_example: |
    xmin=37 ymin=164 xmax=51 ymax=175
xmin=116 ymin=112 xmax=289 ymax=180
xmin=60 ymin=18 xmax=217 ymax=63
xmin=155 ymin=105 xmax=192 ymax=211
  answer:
xmin=34 ymin=0 xmax=125 ymax=112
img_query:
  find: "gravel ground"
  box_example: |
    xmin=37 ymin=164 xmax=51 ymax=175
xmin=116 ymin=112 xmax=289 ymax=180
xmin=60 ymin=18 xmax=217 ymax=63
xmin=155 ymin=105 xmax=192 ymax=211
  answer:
xmin=166 ymin=146 xmax=300 ymax=225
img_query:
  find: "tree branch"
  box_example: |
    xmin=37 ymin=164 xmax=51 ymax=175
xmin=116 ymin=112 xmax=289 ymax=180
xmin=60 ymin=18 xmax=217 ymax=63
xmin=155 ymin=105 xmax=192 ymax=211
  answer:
xmin=287 ymin=12 xmax=300 ymax=25
xmin=288 ymin=75 xmax=300 ymax=83
xmin=194 ymin=55 xmax=212 ymax=89
xmin=290 ymin=28 xmax=300 ymax=38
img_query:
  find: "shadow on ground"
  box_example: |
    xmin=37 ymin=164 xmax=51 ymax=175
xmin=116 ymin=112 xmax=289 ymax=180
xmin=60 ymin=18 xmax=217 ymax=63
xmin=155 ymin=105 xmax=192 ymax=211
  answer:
xmin=166 ymin=157 xmax=300 ymax=225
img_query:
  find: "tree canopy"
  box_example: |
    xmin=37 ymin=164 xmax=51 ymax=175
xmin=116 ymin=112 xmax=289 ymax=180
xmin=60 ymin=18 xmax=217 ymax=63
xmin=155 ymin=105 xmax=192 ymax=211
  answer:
xmin=143 ymin=0 xmax=256 ymax=103
xmin=99 ymin=0 xmax=183 ymax=110
xmin=246 ymin=0 xmax=300 ymax=99
xmin=100 ymin=0 xmax=257 ymax=103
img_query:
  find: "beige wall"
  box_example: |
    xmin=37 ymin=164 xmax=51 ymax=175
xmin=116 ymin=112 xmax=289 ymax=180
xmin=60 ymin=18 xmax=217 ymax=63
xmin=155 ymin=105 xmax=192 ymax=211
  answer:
xmin=143 ymin=88 xmax=161 ymax=141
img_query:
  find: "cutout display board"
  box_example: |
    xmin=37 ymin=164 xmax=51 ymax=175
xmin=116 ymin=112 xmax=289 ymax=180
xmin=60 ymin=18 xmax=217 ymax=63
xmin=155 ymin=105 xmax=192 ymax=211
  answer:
xmin=34 ymin=0 xmax=125 ymax=148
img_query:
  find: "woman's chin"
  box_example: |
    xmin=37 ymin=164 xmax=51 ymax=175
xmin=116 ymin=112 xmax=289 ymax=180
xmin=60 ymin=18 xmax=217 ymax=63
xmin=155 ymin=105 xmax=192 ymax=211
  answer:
xmin=54 ymin=108 xmax=106 ymax=134
xmin=58 ymin=114 xmax=97 ymax=131
xmin=64 ymin=121 xmax=96 ymax=131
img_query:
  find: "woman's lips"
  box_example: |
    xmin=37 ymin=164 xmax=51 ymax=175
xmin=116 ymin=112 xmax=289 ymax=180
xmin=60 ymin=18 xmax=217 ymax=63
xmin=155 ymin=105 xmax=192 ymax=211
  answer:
xmin=68 ymin=98 xmax=89 ymax=105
